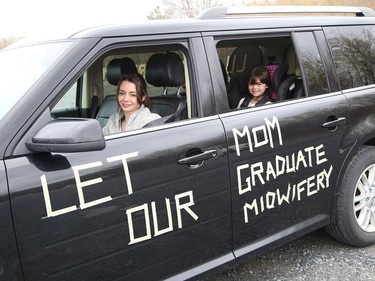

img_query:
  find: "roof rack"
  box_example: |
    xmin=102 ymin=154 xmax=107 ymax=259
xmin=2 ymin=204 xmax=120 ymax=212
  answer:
xmin=196 ymin=6 xmax=375 ymax=19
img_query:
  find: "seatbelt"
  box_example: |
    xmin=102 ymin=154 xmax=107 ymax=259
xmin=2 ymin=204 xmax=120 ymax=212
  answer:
xmin=90 ymin=96 xmax=99 ymax=118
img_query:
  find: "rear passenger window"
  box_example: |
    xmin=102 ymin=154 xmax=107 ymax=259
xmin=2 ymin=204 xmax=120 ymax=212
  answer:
xmin=324 ymin=26 xmax=375 ymax=90
xmin=215 ymin=36 xmax=306 ymax=110
xmin=293 ymin=32 xmax=329 ymax=96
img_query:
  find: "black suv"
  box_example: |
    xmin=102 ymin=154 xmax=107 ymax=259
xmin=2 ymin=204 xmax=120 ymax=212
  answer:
xmin=1 ymin=5 xmax=375 ymax=281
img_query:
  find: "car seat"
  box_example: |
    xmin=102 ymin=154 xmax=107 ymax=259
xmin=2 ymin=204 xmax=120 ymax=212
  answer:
xmin=226 ymin=45 xmax=262 ymax=108
xmin=227 ymin=61 xmax=289 ymax=108
xmin=280 ymin=44 xmax=305 ymax=100
xmin=276 ymin=75 xmax=298 ymax=101
xmin=145 ymin=52 xmax=187 ymax=120
xmin=265 ymin=61 xmax=289 ymax=100
xmin=96 ymin=95 xmax=117 ymax=127
xmin=106 ymin=57 xmax=137 ymax=86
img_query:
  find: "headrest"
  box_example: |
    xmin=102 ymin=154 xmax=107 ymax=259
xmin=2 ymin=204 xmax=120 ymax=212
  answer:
xmin=145 ymin=52 xmax=185 ymax=87
xmin=106 ymin=57 xmax=137 ymax=86
xmin=284 ymin=44 xmax=297 ymax=75
xmin=228 ymin=46 xmax=261 ymax=77
xmin=266 ymin=62 xmax=289 ymax=90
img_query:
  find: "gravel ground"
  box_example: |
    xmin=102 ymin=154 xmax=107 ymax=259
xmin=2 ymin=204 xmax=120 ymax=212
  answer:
xmin=201 ymin=228 xmax=375 ymax=281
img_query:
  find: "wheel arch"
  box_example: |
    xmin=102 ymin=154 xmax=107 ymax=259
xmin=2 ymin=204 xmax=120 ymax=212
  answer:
xmin=329 ymin=135 xmax=375 ymax=222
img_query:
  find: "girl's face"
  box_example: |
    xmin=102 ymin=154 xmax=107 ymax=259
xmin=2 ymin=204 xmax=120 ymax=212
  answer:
xmin=117 ymin=80 xmax=143 ymax=115
xmin=248 ymin=78 xmax=268 ymax=98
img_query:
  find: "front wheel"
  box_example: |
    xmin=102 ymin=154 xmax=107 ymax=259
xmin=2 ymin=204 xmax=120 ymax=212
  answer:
xmin=326 ymin=146 xmax=375 ymax=246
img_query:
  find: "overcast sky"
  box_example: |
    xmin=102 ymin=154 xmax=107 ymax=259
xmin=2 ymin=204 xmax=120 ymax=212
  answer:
xmin=1 ymin=0 xmax=163 ymax=39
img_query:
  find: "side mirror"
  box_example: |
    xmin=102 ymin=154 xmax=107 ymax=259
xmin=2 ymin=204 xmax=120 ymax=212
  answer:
xmin=26 ymin=118 xmax=106 ymax=153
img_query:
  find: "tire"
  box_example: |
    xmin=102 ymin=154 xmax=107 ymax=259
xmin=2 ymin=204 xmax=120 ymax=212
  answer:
xmin=326 ymin=146 xmax=375 ymax=247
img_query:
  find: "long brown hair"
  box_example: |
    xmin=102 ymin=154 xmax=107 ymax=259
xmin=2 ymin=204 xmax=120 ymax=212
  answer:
xmin=116 ymin=73 xmax=153 ymax=110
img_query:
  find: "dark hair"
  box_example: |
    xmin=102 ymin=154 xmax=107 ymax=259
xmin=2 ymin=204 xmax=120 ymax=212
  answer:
xmin=116 ymin=72 xmax=153 ymax=110
xmin=248 ymin=66 xmax=273 ymax=99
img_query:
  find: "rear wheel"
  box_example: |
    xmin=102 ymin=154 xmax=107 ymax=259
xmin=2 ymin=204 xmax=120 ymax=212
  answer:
xmin=326 ymin=146 xmax=375 ymax=246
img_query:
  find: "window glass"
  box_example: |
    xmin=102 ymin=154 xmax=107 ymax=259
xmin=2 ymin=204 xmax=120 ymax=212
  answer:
xmin=216 ymin=36 xmax=304 ymax=110
xmin=0 ymin=42 xmax=73 ymax=120
xmin=50 ymin=45 xmax=190 ymax=136
xmin=324 ymin=26 xmax=375 ymax=90
xmin=294 ymin=32 xmax=329 ymax=96
xmin=53 ymin=83 xmax=77 ymax=110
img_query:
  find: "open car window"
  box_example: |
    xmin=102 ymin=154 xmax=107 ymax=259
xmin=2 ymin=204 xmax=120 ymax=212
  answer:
xmin=52 ymin=45 xmax=192 ymax=136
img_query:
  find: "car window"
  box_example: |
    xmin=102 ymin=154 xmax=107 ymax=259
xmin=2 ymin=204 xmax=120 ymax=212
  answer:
xmin=215 ymin=36 xmax=306 ymax=110
xmin=0 ymin=42 xmax=73 ymax=120
xmin=324 ymin=25 xmax=375 ymax=90
xmin=53 ymin=83 xmax=78 ymax=111
xmin=293 ymin=32 xmax=329 ymax=96
xmin=51 ymin=45 xmax=191 ymax=135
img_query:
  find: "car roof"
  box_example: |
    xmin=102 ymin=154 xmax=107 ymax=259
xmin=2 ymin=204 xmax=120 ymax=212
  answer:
xmin=71 ymin=15 xmax=375 ymax=39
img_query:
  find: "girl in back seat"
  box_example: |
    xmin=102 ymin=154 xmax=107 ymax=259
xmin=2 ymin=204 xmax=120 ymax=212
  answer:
xmin=237 ymin=66 xmax=274 ymax=108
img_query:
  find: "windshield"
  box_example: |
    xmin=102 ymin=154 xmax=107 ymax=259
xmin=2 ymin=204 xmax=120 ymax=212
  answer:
xmin=0 ymin=41 xmax=73 ymax=120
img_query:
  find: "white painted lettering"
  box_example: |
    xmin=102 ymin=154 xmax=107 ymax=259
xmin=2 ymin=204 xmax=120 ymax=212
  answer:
xmin=127 ymin=191 xmax=199 ymax=244
xmin=242 ymin=166 xmax=334 ymax=219
xmin=285 ymin=154 xmax=296 ymax=173
xmin=107 ymin=152 xmax=138 ymax=195
xmin=266 ymin=161 xmax=277 ymax=182
xmin=296 ymin=150 xmax=308 ymax=170
xmin=304 ymin=146 xmax=315 ymax=167
xmin=275 ymin=155 xmax=286 ymax=176
xmin=127 ymin=203 xmax=152 ymax=245
xmin=244 ymin=200 xmax=259 ymax=221
xmin=151 ymin=198 xmax=173 ymax=236
xmin=265 ymin=116 xmax=283 ymax=148
xmin=296 ymin=179 xmax=306 ymax=201
xmin=72 ymin=161 xmax=112 ymax=210
xmin=232 ymin=116 xmax=283 ymax=156
xmin=252 ymin=125 xmax=268 ymax=148
xmin=175 ymin=191 xmax=199 ymax=229
xmin=306 ymin=175 xmax=317 ymax=196
xmin=266 ymin=191 xmax=276 ymax=209
xmin=316 ymin=144 xmax=328 ymax=165
xmin=40 ymin=175 xmax=78 ymax=217
xmin=237 ymin=164 xmax=251 ymax=195
xmin=233 ymin=126 xmax=253 ymax=156
xmin=251 ymin=162 xmax=265 ymax=186
xmin=276 ymin=184 xmax=291 ymax=205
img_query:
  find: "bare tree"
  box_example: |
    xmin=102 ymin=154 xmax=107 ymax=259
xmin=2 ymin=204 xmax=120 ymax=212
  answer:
xmin=246 ymin=0 xmax=375 ymax=9
xmin=0 ymin=36 xmax=23 ymax=50
xmin=150 ymin=0 xmax=375 ymax=20
xmin=161 ymin=0 xmax=222 ymax=18
xmin=147 ymin=5 xmax=169 ymax=20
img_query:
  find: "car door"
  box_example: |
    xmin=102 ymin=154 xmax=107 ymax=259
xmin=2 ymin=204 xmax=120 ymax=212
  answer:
xmin=217 ymin=31 xmax=355 ymax=260
xmin=5 ymin=36 xmax=233 ymax=280
xmin=0 ymin=161 xmax=23 ymax=281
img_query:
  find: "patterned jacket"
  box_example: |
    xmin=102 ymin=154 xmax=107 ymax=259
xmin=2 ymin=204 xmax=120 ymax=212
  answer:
xmin=103 ymin=105 xmax=161 ymax=135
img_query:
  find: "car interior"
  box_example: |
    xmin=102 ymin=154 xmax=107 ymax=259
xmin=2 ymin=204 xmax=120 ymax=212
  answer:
xmin=51 ymin=47 xmax=191 ymax=131
xmin=51 ymin=36 xmax=306 ymax=134
xmin=216 ymin=36 xmax=305 ymax=109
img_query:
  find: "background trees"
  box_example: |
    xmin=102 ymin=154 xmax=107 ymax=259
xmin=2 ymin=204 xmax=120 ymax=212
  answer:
xmin=0 ymin=36 xmax=22 ymax=50
xmin=2 ymin=0 xmax=375 ymax=49
xmin=147 ymin=0 xmax=375 ymax=19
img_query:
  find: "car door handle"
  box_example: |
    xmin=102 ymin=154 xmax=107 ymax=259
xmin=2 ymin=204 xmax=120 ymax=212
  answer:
xmin=178 ymin=149 xmax=217 ymax=166
xmin=322 ymin=117 xmax=346 ymax=128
